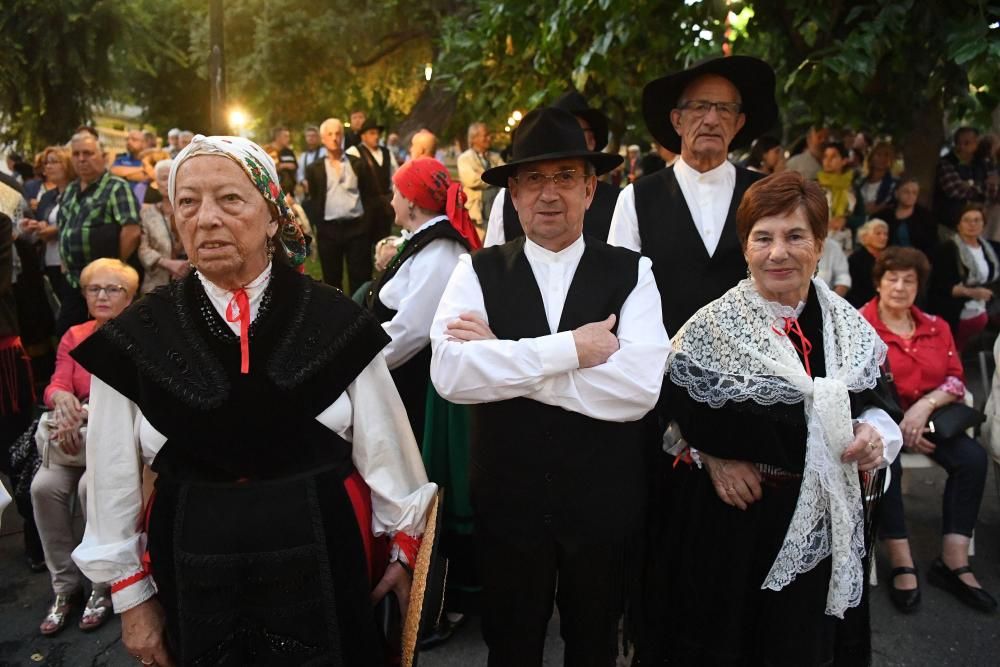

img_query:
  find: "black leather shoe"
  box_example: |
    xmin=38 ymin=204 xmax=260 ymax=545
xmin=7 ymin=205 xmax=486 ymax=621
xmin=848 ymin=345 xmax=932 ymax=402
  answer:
xmin=418 ymin=613 xmax=467 ymax=651
xmin=888 ymin=566 xmax=921 ymax=613
xmin=928 ymin=558 xmax=998 ymax=613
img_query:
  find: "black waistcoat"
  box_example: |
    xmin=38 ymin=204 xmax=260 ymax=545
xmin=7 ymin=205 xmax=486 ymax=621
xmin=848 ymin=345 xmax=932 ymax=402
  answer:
xmin=501 ymin=180 xmax=619 ymax=243
xmin=357 ymin=145 xmax=392 ymax=200
xmin=367 ymin=219 xmax=469 ymax=444
xmin=633 ymin=164 xmax=762 ymax=336
xmin=71 ymin=262 xmax=389 ymax=482
xmin=469 ymin=236 xmax=644 ymax=542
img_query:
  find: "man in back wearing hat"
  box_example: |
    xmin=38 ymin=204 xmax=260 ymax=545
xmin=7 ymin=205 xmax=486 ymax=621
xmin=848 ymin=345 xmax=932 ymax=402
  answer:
xmin=347 ymin=118 xmax=398 ymax=243
xmin=609 ymin=55 xmax=776 ymax=336
xmin=430 ymin=107 xmax=670 ymax=665
xmin=458 ymin=122 xmax=505 ymax=237
xmin=484 ymin=90 xmax=620 ymax=246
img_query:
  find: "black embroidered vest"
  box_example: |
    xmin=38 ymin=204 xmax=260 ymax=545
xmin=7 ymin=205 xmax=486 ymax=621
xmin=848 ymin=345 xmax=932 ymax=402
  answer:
xmin=71 ymin=262 xmax=389 ymax=481
xmin=501 ymin=180 xmax=619 ymax=243
xmin=367 ymin=219 xmax=469 ymax=444
xmin=469 ymin=237 xmax=645 ymax=542
xmin=633 ymin=164 xmax=762 ymax=336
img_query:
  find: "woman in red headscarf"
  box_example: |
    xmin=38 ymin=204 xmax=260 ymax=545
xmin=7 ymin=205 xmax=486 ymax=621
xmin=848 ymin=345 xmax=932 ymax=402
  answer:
xmin=367 ymin=157 xmax=480 ymax=446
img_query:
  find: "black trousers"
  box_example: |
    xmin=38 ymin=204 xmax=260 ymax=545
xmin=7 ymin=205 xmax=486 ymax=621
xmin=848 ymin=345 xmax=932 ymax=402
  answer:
xmin=315 ymin=217 xmax=372 ymax=295
xmin=478 ymin=530 xmax=623 ymax=667
xmin=879 ymin=433 xmax=988 ymax=538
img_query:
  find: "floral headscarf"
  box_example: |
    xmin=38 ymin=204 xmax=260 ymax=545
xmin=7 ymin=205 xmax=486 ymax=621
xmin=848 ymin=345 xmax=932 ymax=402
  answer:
xmin=167 ymin=134 xmax=308 ymax=266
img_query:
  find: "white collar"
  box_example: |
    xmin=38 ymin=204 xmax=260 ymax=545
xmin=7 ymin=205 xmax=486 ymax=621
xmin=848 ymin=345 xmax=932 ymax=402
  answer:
xmin=401 ymin=215 xmax=447 ymax=241
xmin=523 ymin=235 xmax=585 ymax=265
xmin=675 ymin=156 xmax=733 ymax=183
xmin=197 ymin=261 xmax=273 ymax=298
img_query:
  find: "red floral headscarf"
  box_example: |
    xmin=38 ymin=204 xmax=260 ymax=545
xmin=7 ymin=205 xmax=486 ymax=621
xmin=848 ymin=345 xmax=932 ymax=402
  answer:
xmin=392 ymin=158 xmax=482 ymax=250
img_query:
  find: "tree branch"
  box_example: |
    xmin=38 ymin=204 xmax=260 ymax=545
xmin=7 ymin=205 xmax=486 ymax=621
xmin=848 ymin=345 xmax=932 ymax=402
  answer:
xmin=351 ymin=30 xmax=429 ymax=68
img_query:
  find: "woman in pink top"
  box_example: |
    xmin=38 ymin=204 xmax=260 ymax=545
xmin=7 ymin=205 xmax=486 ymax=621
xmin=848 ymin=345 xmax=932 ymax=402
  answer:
xmin=32 ymin=258 xmax=138 ymax=636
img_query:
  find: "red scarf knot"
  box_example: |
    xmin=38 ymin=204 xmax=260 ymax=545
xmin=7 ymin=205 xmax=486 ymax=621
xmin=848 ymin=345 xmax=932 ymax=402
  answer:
xmin=772 ymin=316 xmax=813 ymax=377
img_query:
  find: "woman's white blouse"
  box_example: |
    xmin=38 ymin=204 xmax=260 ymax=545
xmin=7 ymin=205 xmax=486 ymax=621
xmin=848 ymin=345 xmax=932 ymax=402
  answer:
xmin=72 ymin=268 xmax=436 ymax=612
xmin=378 ymin=216 xmax=466 ymax=369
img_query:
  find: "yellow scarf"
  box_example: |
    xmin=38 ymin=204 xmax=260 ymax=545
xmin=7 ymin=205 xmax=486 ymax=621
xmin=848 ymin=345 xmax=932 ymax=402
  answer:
xmin=816 ymin=170 xmax=854 ymax=218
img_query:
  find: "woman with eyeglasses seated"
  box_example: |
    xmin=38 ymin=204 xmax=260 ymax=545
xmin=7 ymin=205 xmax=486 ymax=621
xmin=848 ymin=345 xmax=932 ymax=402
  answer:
xmin=859 ymin=247 xmax=995 ymax=614
xmin=31 ymin=258 xmax=138 ymax=636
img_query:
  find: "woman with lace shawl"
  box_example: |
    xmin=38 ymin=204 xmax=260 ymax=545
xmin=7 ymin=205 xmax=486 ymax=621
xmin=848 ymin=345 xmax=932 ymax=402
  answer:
xmin=68 ymin=136 xmax=436 ymax=667
xmin=654 ymin=172 xmax=903 ymax=666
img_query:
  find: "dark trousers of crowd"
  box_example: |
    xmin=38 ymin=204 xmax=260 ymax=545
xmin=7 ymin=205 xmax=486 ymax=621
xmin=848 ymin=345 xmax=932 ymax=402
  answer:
xmin=879 ymin=433 xmax=988 ymax=539
xmin=477 ymin=530 xmax=624 ymax=667
xmin=315 ymin=217 xmax=372 ymax=296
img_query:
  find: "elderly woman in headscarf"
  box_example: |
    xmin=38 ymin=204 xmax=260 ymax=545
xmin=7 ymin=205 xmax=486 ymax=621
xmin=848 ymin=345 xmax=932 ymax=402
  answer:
xmin=367 ymin=157 xmax=480 ymax=444
xmin=69 ymin=135 xmax=436 ymax=667
xmin=646 ymin=172 xmax=903 ymax=666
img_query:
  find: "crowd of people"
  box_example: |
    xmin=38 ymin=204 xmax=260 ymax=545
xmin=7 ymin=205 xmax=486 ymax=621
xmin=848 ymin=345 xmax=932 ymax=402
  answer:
xmin=0 ymin=52 xmax=998 ymax=667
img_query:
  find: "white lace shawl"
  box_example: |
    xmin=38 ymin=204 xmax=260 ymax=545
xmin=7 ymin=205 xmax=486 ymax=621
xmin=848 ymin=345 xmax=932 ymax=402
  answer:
xmin=668 ymin=278 xmax=887 ymax=618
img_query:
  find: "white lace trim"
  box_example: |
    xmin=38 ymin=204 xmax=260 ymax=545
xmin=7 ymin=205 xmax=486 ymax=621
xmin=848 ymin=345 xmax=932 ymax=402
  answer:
xmin=668 ymin=278 xmax=886 ymax=617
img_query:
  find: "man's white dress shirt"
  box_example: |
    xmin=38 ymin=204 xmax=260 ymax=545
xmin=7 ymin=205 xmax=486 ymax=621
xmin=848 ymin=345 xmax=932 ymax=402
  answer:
xmin=430 ymin=236 xmax=670 ymax=422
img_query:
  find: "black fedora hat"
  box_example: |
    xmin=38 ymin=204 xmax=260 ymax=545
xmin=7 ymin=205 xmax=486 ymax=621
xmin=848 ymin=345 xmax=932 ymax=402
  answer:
xmin=359 ymin=118 xmax=384 ymax=134
xmin=642 ymin=55 xmax=777 ymax=153
xmin=481 ymin=107 xmax=622 ymax=187
xmin=552 ymin=90 xmax=609 ymax=152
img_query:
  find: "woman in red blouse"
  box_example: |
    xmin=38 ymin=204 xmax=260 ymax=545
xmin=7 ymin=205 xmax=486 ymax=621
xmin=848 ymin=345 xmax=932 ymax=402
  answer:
xmin=31 ymin=258 xmax=138 ymax=635
xmin=860 ymin=247 xmax=994 ymax=614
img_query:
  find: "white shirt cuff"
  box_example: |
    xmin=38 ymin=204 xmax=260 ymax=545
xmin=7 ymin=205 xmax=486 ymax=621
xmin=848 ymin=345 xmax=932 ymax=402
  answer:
xmin=533 ymin=331 xmax=579 ymax=376
xmin=111 ymin=573 xmax=158 ymax=613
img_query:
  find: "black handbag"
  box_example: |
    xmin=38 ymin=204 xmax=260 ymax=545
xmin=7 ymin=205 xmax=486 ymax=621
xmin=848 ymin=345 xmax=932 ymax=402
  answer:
xmin=927 ymin=403 xmax=985 ymax=440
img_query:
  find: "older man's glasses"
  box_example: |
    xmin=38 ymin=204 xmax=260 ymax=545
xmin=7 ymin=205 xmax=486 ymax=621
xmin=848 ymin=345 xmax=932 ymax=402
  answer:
xmin=84 ymin=284 xmax=127 ymax=297
xmin=677 ymin=100 xmax=742 ymax=119
xmin=514 ymin=170 xmax=581 ymax=191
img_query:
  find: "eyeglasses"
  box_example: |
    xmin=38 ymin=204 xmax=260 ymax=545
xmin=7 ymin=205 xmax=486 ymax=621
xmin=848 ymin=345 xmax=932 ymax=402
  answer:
xmin=513 ymin=169 xmax=582 ymax=191
xmin=677 ymin=99 xmax=742 ymax=119
xmin=84 ymin=284 xmax=128 ymax=297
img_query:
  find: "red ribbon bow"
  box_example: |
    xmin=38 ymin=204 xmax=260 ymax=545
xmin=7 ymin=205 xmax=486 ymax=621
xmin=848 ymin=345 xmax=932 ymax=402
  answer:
xmin=772 ymin=317 xmax=813 ymax=377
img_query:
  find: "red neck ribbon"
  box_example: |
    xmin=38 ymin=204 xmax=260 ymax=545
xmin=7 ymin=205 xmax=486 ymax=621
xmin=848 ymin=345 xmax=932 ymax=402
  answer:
xmin=772 ymin=317 xmax=813 ymax=377
xmin=225 ymin=289 xmax=252 ymax=374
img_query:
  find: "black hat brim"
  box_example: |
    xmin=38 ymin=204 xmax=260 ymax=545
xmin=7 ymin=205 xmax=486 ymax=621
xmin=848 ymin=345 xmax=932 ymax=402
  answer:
xmin=481 ymin=150 xmax=623 ymax=187
xmin=642 ymin=56 xmax=777 ymax=153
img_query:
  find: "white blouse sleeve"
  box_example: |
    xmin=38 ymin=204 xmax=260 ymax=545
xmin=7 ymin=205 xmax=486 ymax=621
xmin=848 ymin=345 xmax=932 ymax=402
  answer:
xmin=379 ymin=239 xmax=464 ymax=369
xmin=72 ymin=376 xmax=155 ymax=613
xmin=317 ymin=355 xmax=437 ymax=537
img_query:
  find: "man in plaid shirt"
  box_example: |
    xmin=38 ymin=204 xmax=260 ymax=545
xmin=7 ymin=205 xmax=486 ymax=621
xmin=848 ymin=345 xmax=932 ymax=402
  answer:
xmin=933 ymin=126 xmax=999 ymax=230
xmin=55 ymin=131 xmax=141 ymax=336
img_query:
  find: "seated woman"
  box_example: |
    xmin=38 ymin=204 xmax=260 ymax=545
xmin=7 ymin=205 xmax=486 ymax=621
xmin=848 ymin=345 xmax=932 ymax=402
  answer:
xmin=818 ymin=141 xmax=866 ymax=255
xmin=859 ymin=247 xmax=995 ymax=613
xmin=137 ymin=159 xmax=189 ymax=294
xmin=857 ymin=141 xmax=898 ymax=218
xmin=928 ymin=203 xmax=1000 ymax=351
xmin=647 ymin=172 xmax=903 ymax=666
xmin=70 ymin=135 xmax=436 ymax=666
xmin=31 ymin=258 xmax=138 ymax=635
xmin=846 ymin=218 xmax=888 ymax=307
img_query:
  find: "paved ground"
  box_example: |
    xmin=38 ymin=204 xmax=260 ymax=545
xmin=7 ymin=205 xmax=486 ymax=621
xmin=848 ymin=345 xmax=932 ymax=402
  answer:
xmin=1 ymin=460 xmax=997 ymax=666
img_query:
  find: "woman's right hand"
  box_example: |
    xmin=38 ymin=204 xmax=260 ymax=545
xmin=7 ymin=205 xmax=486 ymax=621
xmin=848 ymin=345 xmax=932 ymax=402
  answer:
xmin=968 ymin=286 xmax=994 ymax=301
xmin=51 ymin=391 xmax=83 ymax=425
xmin=899 ymin=400 xmax=935 ymax=453
xmin=700 ymin=452 xmax=763 ymax=511
xmin=121 ymin=599 xmax=175 ymax=666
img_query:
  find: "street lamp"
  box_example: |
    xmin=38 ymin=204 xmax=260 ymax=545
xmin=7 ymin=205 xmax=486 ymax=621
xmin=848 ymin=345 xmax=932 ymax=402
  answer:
xmin=228 ymin=108 xmax=248 ymax=136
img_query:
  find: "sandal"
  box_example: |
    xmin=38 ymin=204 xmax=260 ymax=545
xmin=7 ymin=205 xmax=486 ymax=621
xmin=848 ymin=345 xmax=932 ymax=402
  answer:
xmin=39 ymin=590 xmax=82 ymax=636
xmin=79 ymin=589 xmax=114 ymax=632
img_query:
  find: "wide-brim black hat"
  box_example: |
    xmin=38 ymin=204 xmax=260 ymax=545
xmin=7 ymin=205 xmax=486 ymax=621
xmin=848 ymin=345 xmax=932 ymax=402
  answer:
xmin=642 ymin=55 xmax=777 ymax=153
xmin=359 ymin=118 xmax=384 ymax=134
xmin=481 ymin=107 xmax=622 ymax=187
xmin=552 ymin=90 xmax=609 ymax=152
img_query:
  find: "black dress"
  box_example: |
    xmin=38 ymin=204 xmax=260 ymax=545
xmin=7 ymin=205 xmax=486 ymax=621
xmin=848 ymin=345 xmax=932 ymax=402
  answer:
xmin=72 ymin=261 xmax=390 ymax=666
xmin=640 ymin=286 xmax=897 ymax=667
